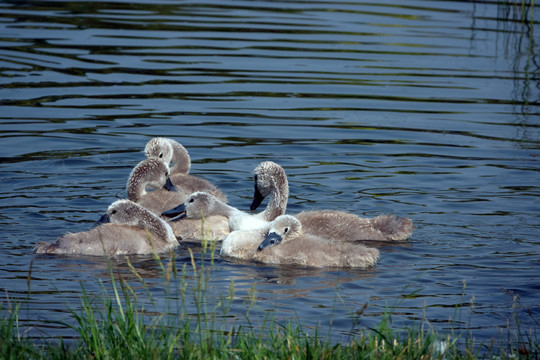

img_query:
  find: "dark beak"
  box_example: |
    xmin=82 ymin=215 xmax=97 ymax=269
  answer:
xmin=161 ymin=203 xmax=186 ymax=221
xmin=250 ymin=185 xmax=265 ymax=211
xmin=257 ymin=232 xmax=282 ymax=252
xmin=163 ymin=177 xmax=177 ymax=192
xmin=95 ymin=213 xmax=111 ymax=226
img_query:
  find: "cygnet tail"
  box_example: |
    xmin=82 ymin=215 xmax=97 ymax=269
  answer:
xmin=35 ymin=242 xmax=59 ymax=254
xmin=371 ymin=214 xmax=414 ymax=241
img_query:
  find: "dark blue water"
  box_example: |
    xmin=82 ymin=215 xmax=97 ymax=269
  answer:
xmin=1 ymin=0 xmax=539 ymax=347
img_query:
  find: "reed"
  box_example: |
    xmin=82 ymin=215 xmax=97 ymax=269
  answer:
xmin=1 ymin=242 xmax=538 ymax=359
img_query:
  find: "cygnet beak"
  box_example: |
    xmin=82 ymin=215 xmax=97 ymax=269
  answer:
xmin=250 ymin=184 xmax=265 ymax=211
xmin=95 ymin=213 xmax=111 ymax=226
xmin=161 ymin=203 xmax=186 ymax=221
xmin=163 ymin=177 xmax=177 ymax=192
xmin=257 ymin=232 xmax=282 ymax=251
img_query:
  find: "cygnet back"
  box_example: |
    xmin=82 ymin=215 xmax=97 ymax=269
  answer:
xmin=296 ymin=210 xmax=413 ymax=241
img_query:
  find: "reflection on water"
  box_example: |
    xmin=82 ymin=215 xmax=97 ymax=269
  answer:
xmin=489 ymin=1 xmax=538 ymax=143
xmin=1 ymin=0 xmax=539 ymax=346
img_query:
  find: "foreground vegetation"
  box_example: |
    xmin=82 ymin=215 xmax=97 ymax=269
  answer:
xmin=1 ymin=242 xmax=538 ymax=360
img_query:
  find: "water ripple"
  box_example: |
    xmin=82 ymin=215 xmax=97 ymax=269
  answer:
xmin=1 ymin=0 xmax=539 ymax=346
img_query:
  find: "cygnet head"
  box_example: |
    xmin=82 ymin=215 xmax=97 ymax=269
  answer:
xmin=96 ymin=199 xmax=175 ymax=243
xmin=144 ymin=137 xmax=173 ymax=163
xmin=250 ymin=161 xmax=288 ymax=211
xmin=127 ymin=158 xmax=176 ymax=201
xmin=162 ymin=191 xmax=219 ymax=221
xmin=257 ymin=215 xmax=301 ymax=251
xmin=144 ymin=137 xmax=190 ymax=174
xmin=97 ymin=199 xmax=155 ymax=227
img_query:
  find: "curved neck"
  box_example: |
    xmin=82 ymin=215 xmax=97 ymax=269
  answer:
xmin=127 ymin=173 xmax=146 ymax=202
xmin=260 ymin=177 xmax=288 ymax=222
xmin=140 ymin=213 xmax=176 ymax=244
xmin=169 ymin=141 xmax=191 ymax=175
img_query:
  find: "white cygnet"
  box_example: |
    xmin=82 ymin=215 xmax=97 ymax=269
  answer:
xmin=163 ymin=191 xmax=268 ymax=233
xmin=220 ymin=228 xmax=269 ymax=260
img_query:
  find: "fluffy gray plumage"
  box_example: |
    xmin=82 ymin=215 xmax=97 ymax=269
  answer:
xmin=252 ymin=161 xmax=289 ymax=221
xmin=296 ymin=210 xmax=413 ymax=241
xmin=254 ymin=215 xmax=380 ymax=268
xmin=35 ymin=200 xmax=178 ymax=257
xmin=251 ymin=160 xmax=414 ymax=241
xmin=126 ymin=158 xmax=186 ymax=215
xmin=165 ymin=192 xmax=233 ymax=241
xmin=144 ymin=137 xmax=227 ymax=203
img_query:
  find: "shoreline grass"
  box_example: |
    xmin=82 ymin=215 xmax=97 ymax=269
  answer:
xmin=2 ymin=245 xmax=538 ymax=359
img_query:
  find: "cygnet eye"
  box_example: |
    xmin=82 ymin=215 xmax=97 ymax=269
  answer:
xmin=111 ymin=210 xmax=117 ymax=215
xmin=159 ymin=152 xmax=163 ymax=158
xmin=189 ymin=198 xmax=195 ymax=203
xmin=284 ymin=227 xmax=289 ymax=234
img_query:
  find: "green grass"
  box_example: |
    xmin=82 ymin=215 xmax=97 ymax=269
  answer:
xmin=2 ymin=241 xmax=538 ymax=360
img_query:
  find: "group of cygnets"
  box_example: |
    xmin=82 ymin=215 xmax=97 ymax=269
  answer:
xmin=36 ymin=137 xmax=414 ymax=268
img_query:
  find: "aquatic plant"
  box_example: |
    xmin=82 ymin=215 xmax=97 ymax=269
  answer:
xmin=1 ymin=235 xmax=539 ymax=359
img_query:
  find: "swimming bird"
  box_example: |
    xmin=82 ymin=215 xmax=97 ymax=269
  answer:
xmin=126 ymin=158 xmax=186 ymax=215
xmin=144 ymin=137 xmax=227 ymax=203
xmin=254 ymin=215 xmax=380 ymax=268
xmin=163 ymin=191 xmax=268 ymax=232
xmin=250 ymin=161 xmax=413 ymax=241
xmin=163 ymin=191 xmax=273 ymax=250
xmin=161 ymin=191 xmax=241 ymax=241
xmin=206 ymin=160 xmax=290 ymax=257
xmin=159 ymin=192 xmax=265 ymax=260
xmin=35 ymin=200 xmax=178 ymax=257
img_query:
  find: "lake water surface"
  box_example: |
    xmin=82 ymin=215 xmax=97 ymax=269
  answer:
xmin=1 ymin=0 xmax=539 ymax=347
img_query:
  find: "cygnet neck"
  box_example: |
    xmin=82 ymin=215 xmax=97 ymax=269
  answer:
xmin=135 ymin=207 xmax=176 ymax=243
xmin=209 ymin=200 xmax=244 ymax=218
xmin=259 ymin=175 xmax=288 ymax=222
xmin=169 ymin=140 xmax=191 ymax=175
xmin=126 ymin=159 xmax=166 ymax=202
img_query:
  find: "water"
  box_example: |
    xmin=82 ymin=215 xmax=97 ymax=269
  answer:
xmin=1 ymin=0 xmax=539 ymax=347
